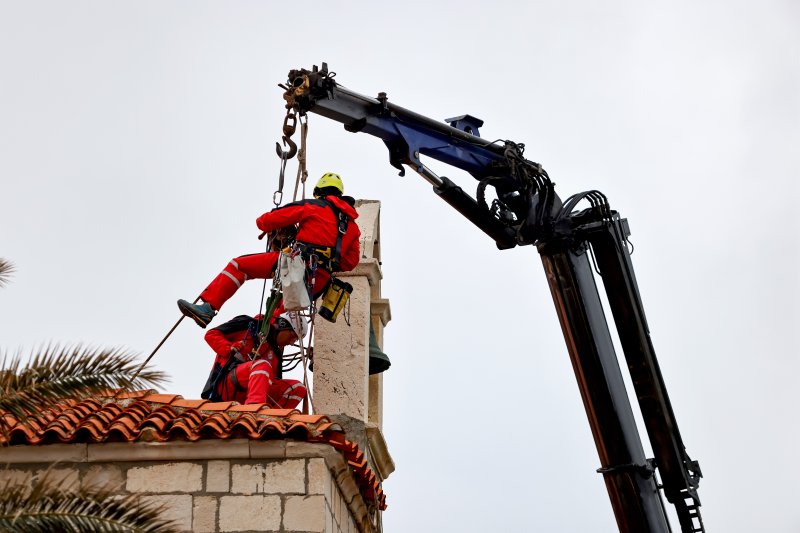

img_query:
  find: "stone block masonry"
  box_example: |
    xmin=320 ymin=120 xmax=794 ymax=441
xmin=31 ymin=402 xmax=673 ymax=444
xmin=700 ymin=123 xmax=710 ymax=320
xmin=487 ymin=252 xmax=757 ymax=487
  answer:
xmin=0 ymin=450 xmax=362 ymax=533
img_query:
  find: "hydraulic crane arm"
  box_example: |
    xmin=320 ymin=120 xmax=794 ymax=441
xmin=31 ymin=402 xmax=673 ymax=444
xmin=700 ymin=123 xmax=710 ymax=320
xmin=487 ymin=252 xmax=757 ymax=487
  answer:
xmin=282 ymin=65 xmax=560 ymax=250
xmin=281 ymin=63 xmax=704 ymax=533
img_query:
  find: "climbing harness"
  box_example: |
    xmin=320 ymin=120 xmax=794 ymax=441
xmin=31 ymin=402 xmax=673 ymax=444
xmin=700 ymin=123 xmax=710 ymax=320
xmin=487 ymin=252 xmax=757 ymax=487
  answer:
xmin=292 ymin=197 xmax=350 ymax=272
xmin=202 ymin=347 xmax=246 ymax=401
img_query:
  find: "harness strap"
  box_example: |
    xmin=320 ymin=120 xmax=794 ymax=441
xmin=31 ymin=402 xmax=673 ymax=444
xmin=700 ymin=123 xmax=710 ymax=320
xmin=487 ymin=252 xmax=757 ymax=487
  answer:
xmin=296 ymin=242 xmax=334 ymax=272
xmin=228 ymin=362 xmax=246 ymax=392
xmin=327 ymin=199 xmax=349 ymax=272
xmin=296 ymin=198 xmax=349 ymax=271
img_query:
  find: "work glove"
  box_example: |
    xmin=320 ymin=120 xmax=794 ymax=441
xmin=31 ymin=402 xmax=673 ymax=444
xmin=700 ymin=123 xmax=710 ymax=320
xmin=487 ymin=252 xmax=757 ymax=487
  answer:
xmin=231 ymin=338 xmax=254 ymax=358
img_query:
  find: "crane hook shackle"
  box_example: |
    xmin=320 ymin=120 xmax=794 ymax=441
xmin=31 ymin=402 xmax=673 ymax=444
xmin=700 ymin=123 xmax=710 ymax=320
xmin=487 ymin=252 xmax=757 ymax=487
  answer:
xmin=275 ymin=111 xmax=298 ymax=160
xmin=282 ymin=111 xmax=297 ymax=137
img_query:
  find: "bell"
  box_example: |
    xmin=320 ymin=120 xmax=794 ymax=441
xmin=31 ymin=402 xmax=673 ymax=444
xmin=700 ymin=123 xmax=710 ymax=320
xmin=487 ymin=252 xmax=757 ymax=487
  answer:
xmin=369 ymin=322 xmax=391 ymax=375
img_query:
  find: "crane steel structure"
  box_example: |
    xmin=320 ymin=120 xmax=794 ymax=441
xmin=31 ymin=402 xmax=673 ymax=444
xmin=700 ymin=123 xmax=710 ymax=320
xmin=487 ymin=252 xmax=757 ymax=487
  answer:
xmin=279 ymin=63 xmax=704 ymax=533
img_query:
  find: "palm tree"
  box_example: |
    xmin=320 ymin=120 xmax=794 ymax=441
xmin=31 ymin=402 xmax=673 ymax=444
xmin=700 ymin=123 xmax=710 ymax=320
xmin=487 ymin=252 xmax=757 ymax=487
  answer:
xmin=0 ymin=258 xmax=177 ymax=532
xmin=0 ymin=477 xmax=175 ymax=532
xmin=0 ymin=345 xmax=167 ymax=437
xmin=0 ymin=258 xmax=14 ymax=288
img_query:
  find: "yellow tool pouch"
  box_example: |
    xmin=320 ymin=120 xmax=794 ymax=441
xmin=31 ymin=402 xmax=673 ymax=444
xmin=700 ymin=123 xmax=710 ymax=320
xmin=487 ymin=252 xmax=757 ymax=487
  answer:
xmin=318 ymin=277 xmax=353 ymax=322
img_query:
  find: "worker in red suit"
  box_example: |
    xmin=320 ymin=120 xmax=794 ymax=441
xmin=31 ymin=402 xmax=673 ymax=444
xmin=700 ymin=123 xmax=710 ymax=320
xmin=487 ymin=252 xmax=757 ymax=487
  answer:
xmin=201 ymin=311 xmax=309 ymax=407
xmin=178 ymin=172 xmax=361 ymax=328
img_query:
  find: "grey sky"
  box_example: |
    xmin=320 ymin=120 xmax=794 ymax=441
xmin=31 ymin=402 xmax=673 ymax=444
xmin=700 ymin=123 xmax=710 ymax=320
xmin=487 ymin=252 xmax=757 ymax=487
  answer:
xmin=1 ymin=1 xmax=798 ymax=531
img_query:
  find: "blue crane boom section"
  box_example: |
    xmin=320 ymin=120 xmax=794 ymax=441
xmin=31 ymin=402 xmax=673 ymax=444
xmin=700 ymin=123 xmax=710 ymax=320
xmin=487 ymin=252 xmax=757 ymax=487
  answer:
xmin=280 ymin=63 xmax=705 ymax=533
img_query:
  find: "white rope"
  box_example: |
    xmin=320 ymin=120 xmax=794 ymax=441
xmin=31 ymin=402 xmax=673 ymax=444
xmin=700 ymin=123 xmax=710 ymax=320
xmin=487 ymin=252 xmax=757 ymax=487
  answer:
xmin=299 ymin=309 xmax=316 ymax=414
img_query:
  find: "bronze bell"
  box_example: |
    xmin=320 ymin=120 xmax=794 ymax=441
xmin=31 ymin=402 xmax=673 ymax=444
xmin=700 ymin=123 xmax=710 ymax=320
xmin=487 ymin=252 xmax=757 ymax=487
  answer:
xmin=369 ymin=322 xmax=391 ymax=375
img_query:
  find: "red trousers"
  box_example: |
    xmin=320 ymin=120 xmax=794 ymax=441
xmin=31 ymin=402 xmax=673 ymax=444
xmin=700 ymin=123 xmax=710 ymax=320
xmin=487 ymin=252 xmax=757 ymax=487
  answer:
xmin=216 ymin=357 xmax=307 ymax=408
xmin=200 ymin=252 xmax=330 ymax=311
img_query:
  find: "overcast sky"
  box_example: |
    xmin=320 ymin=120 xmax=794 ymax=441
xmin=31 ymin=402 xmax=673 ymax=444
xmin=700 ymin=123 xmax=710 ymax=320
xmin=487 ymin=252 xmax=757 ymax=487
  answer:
xmin=1 ymin=1 xmax=799 ymax=531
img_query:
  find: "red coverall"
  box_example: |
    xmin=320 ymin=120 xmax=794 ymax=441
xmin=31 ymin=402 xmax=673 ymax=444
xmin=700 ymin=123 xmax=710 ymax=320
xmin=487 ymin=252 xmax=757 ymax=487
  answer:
xmin=204 ymin=315 xmax=306 ymax=407
xmin=199 ymin=196 xmax=361 ymax=311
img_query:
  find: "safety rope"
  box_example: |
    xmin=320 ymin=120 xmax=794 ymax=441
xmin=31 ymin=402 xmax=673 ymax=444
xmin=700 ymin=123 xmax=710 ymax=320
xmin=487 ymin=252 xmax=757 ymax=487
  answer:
xmin=292 ymin=114 xmax=309 ymax=202
xmin=294 ymin=254 xmax=318 ymax=414
xmin=300 ymin=313 xmax=316 ymax=414
xmin=266 ymin=108 xmax=317 ymax=413
xmin=122 ymin=296 xmax=201 ymax=396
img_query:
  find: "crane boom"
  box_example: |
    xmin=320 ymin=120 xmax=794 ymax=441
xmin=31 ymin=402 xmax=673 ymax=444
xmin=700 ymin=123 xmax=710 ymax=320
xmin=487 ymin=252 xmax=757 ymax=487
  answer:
xmin=282 ymin=63 xmax=704 ymax=532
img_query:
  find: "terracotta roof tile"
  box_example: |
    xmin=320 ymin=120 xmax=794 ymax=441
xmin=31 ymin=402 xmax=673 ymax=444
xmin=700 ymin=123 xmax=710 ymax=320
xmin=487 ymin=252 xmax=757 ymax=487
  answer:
xmin=199 ymin=401 xmax=237 ymax=412
xmin=257 ymin=407 xmax=295 ymax=417
xmin=1 ymin=390 xmax=386 ymax=510
xmin=171 ymin=399 xmax=209 ymax=409
xmin=226 ymin=404 xmax=266 ymax=413
xmin=141 ymin=393 xmax=182 ymax=404
xmin=113 ymin=389 xmax=154 ymax=400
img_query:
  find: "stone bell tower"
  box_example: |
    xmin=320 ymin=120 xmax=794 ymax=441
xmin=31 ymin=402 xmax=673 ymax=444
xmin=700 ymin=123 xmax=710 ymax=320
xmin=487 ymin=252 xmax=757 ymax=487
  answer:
xmin=313 ymin=199 xmax=395 ymax=484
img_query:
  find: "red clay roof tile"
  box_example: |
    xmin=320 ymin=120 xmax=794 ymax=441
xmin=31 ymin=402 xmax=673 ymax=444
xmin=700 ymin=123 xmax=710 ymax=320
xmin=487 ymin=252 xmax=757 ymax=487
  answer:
xmin=226 ymin=404 xmax=266 ymax=413
xmin=141 ymin=393 xmax=181 ymax=404
xmin=171 ymin=399 xmax=209 ymax=409
xmin=198 ymin=401 xmax=237 ymax=411
xmin=1 ymin=390 xmax=386 ymax=510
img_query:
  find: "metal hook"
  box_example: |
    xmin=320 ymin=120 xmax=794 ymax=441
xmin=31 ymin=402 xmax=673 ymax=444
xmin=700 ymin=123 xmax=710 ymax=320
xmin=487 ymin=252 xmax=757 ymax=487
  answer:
xmin=275 ymin=136 xmax=297 ymax=160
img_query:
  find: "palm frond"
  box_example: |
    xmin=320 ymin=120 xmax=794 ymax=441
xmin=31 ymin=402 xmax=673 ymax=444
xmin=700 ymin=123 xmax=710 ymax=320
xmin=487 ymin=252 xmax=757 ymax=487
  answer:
xmin=0 ymin=259 xmax=15 ymax=288
xmin=0 ymin=472 xmax=177 ymax=532
xmin=0 ymin=345 xmax=167 ymax=429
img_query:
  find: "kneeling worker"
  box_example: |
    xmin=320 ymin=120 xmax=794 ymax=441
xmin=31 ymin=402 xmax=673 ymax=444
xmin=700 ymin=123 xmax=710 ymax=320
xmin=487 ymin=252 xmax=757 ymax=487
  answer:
xmin=202 ymin=312 xmax=308 ymax=407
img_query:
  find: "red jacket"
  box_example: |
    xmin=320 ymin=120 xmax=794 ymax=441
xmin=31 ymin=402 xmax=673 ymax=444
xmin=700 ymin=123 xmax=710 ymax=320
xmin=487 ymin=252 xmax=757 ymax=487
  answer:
xmin=204 ymin=315 xmax=261 ymax=365
xmin=255 ymin=196 xmax=361 ymax=271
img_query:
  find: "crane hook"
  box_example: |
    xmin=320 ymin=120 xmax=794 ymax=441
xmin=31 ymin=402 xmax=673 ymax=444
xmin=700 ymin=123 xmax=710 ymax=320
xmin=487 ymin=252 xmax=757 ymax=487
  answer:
xmin=275 ymin=136 xmax=298 ymax=160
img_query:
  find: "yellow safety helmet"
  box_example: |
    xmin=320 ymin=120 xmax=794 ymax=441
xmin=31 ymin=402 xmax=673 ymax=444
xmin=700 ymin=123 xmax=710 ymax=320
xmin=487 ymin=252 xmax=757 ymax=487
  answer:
xmin=314 ymin=172 xmax=344 ymax=197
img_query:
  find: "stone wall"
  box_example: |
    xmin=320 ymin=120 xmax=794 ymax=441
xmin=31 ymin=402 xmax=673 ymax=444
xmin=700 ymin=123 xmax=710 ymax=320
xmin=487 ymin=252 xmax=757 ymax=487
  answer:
xmin=0 ymin=441 xmax=369 ymax=533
